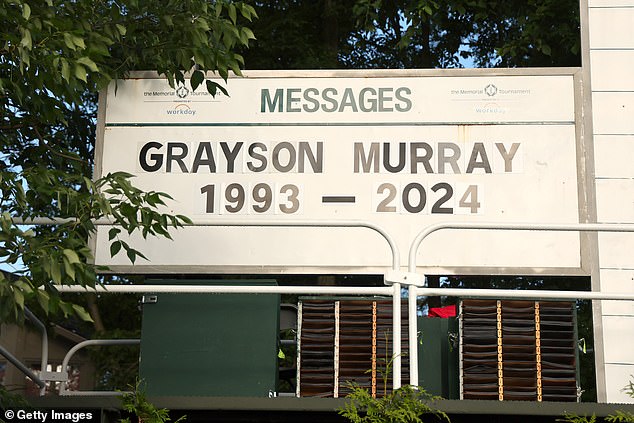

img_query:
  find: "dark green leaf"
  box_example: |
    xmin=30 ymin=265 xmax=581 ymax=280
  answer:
xmin=109 ymin=227 xmax=121 ymax=240
xmin=110 ymin=240 xmax=122 ymax=257
xmin=190 ymin=70 xmax=205 ymax=91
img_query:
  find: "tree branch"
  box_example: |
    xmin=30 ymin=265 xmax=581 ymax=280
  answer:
xmin=33 ymin=126 xmax=89 ymax=165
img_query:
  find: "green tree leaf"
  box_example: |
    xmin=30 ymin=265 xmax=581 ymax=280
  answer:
xmin=63 ymin=249 xmax=81 ymax=264
xmin=110 ymin=241 xmax=122 ymax=257
xmin=190 ymin=70 xmax=205 ymax=91
xmin=72 ymin=304 xmax=94 ymax=322
xmin=22 ymin=3 xmax=32 ymax=20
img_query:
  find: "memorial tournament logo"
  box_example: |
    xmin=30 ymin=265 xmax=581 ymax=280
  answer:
xmin=176 ymin=85 xmax=190 ymax=99
xmin=450 ymin=82 xmax=531 ymax=114
xmin=142 ymin=83 xmax=218 ymax=117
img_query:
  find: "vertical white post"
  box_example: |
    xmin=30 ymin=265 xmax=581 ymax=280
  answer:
xmin=408 ymin=285 xmax=419 ymax=387
xmin=392 ymin=282 xmax=402 ymax=390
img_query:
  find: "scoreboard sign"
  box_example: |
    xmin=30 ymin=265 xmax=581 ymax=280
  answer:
xmin=94 ymin=70 xmax=585 ymax=274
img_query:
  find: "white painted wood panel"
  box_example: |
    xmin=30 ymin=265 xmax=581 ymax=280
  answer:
xmin=589 ymin=0 xmax=634 ymax=6
xmin=592 ymin=92 xmax=634 ymax=135
xmin=600 ymin=269 xmax=634 ymax=315
xmin=594 ymin=135 xmax=634 ymax=178
xmin=591 ymin=50 xmax=634 ymax=91
xmin=605 ymin=364 xmax=634 ymax=403
xmin=602 ymin=316 xmax=634 ymax=363
xmin=596 ymin=179 xmax=634 ymax=222
xmin=589 ymin=8 xmax=634 ymax=49
xmin=598 ymin=232 xmax=634 ymax=268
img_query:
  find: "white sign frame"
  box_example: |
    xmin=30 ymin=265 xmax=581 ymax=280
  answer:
xmin=93 ymin=68 xmax=593 ymax=275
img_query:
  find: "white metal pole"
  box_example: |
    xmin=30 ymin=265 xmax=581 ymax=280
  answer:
xmin=408 ymin=285 xmax=418 ymax=388
xmin=408 ymin=222 xmax=634 ymax=272
xmin=414 ymin=287 xmax=634 ymax=301
xmin=13 ymin=217 xmax=401 ymax=271
xmin=392 ymin=282 xmax=402 ymax=389
xmin=54 ymin=285 xmax=395 ymax=295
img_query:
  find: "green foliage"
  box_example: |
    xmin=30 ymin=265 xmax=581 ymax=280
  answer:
xmin=0 ymin=384 xmax=29 ymax=411
xmin=557 ymin=414 xmax=597 ymax=423
xmin=560 ymin=379 xmax=634 ymax=423
xmin=625 ymin=378 xmax=634 ymax=398
xmin=1 ymin=0 xmax=256 ymax=323
xmin=606 ymin=411 xmax=634 ymax=423
xmin=90 ymin=329 xmax=141 ymax=391
xmin=241 ymin=0 xmax=357 ymax=69
xmin=338 ymin=384 xmax=449 ymax=423
xmin=242 ymin=0 xmax=579 ymax=70
xmin=120 ymin=380 xmax=186 ymax=423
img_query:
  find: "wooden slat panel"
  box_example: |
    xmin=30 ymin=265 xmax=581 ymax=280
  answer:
xmin=299 ymin=298 xmax=408 ymax=398
xmin=461 ymin=299 xmax=577 ymax=402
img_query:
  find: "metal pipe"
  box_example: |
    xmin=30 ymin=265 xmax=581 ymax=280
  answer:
xmin=54 ymin=284 xmax=394 ymax=295
xmin=406 ymin=221 xmax=634 ymax=387
xmin=392 ymin=282 xmax=401 ymax=389
xmin=59 ymin=339 xmax=141 ymax=396
xmin=0 ymin=344 xmax=46 ymax=389
xmin=59 ymin=390 xmax=129 ymax=397
xmin=408 ymin=222 xmax=634 ymax=273
xmin=408 ymin=285 xmax=418 ymax=387
xmin=24 ymin=307 xmax=48 ymax=396
xmin=415 ymin=287 xmax=634 ymax=301
xmin=12 ymin=217 xmax=401 ymax=273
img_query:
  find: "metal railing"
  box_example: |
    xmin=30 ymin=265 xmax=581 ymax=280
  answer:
xmin=11 ymin=217 xmax=405 ymax=392
xmin=58 ymin=339 xmax=141 ymax=396
xmin=0 ymin=308 xmax=48 ymax=394
xmin=405 ymin=221 xmax=634 ymax=387
xmin=8 ymin=217 xmax=634 ymax=396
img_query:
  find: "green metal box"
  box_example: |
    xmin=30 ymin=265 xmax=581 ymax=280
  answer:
xmin=418 ymin=316 xmax=460 ymax=399
xmin=139 ymin=279 xmax=279 ymax=397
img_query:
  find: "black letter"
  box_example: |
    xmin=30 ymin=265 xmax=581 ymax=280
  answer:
xmin=383 ymin=143 xmax=406 ymax=173
xmin=221 ymin=142 xmax=244 ymax=173
xmin=247 ymin=143 xmax=268 ymax=172
xmin=166 ymin=142 xmax=189 ymax=173
xmin=139 ymin=141 xmax=163 ymax=172
xmin=192 ymin=142 xmax=216 ymax=173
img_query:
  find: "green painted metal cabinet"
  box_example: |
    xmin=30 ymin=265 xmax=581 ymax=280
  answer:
xmin=139 ymin=280 xmax=280 ymax=397
xmin=418 ymin=316 xmax=460 ymax=399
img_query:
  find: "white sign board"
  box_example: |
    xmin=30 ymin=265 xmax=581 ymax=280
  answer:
xmin=94 ymin=70 xmax=583 ymax=274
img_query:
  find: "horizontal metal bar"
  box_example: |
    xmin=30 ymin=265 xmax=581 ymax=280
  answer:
xmin=11 ymin=217 xmax=400 ymax=271
xmin=59 ymin=390 xmax=131 ymax=397
xmin=415 ymin=287 xmax=634 ymax=301
xmin=53 ymin=284 xmax=394 ymax=296
xmin=409 ymin=221 xmax=634 ymax=272
xmin=52 ymin=284 xmax=634 ymax=301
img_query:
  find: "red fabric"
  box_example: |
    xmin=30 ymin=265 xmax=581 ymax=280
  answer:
xmin=428 ymin=304 xmax=456 ymax=318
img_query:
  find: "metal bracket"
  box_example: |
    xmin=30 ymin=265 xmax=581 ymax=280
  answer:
xmin=40 ymin=371 xmax=68 ymax=382
xmin=384 ymin=270 xmax=425 ymax=286
xmin=141 ymin=295 xmax=158 ymax=305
